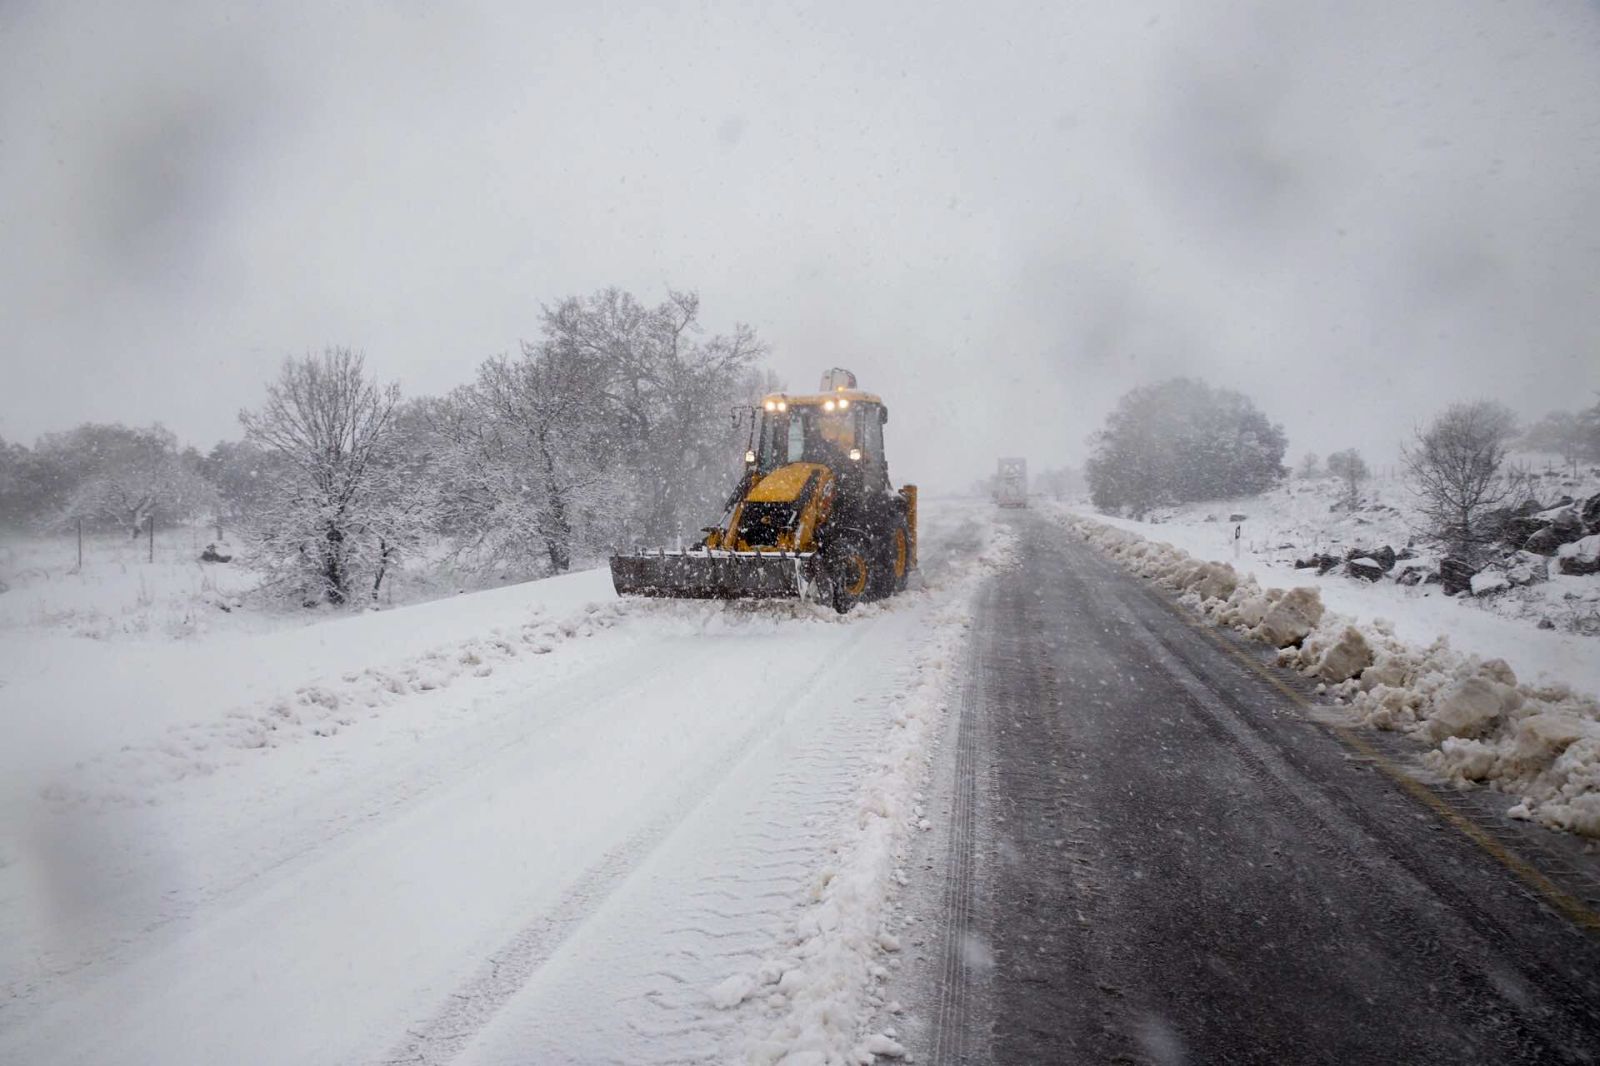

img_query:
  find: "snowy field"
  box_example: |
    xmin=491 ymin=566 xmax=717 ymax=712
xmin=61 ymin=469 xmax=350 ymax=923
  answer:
xmin=0 ymin=496 xmax=1011 ymax=1065
xmin=0 ymin=527 xmax=261 ymax=641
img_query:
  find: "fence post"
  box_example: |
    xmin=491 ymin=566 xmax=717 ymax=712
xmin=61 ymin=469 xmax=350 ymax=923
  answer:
xmin=77 ymin=518 xmax=83 ymax=571
xmin=148 ymin=511 xmax=155 ymax=563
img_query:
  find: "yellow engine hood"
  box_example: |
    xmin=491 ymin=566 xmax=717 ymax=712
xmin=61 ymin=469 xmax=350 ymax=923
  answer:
xmin=747 ymin=462 xmax=830 ymax=504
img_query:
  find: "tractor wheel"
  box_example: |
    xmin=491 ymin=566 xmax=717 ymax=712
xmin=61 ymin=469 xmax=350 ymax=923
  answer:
xmin=868 ymin=518 xmax=910 ymax=600
xmin=826 ymin=537 xmax=873 ymax=614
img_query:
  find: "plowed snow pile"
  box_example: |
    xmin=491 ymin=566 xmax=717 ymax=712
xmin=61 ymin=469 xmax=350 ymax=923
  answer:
xmin=1069 ymin=516 xmax=1600 ymax=838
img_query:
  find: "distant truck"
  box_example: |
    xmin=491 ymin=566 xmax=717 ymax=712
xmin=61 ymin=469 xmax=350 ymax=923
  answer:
xmin=995 ymin=458 xmax=1028 ymax=508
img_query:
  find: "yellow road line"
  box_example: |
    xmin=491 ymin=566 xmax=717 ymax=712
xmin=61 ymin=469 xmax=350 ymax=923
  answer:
xmin=1146 ymin=588 xmax=1600 ymax=937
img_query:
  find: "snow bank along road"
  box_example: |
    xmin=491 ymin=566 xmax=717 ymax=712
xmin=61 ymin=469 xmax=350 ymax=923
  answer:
xmin=0 ymin=501 xmax=1008 ymax=1065
xmin=899 ymin=509 xmax=1600 ymax=1064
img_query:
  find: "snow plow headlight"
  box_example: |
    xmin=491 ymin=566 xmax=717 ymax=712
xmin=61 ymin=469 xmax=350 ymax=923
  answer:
xmin=745 ymin=449 xmax=756 ymax=464
xmin=764 ymin=400 xmax=776 ymax=411
xmin=824 ymin=400 xmax=836 ymax=411
xmin=849 ymin=448 xmax=862 ymax=461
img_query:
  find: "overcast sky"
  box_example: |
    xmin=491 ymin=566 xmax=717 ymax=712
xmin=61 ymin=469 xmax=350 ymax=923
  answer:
xmin=3 ymin=0 xmax=1598 ymax=489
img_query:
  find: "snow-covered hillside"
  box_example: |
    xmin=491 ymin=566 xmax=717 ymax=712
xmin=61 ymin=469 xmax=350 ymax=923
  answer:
xmin=0 ymin=497 xmax=1011 ymax=1066
xmin=1096 ymin=467 xmax=1600 ymax=641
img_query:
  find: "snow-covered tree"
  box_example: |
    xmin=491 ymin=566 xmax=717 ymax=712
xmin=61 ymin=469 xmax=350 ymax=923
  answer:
xmin=1325 ymin=448 xmax=1369 ymax=509
xmin=1034 ymin=466 xmax=1085 ymax=501
xmin=0 ymin=436 xmax=37 ymax=528
xmin=1521 ymin=402 xmax=1600 ymax=468
xmin=537 ymin=288 xmax=765 ymax=544
xmin=239 ymin=349 xmax=407 ymax=605
xmin=1086 ymin=378 xmax=1287 ymax=516
xmin=1297 ymin=452 xmax=1323 ymax=479
xmin=1403 ymin=400 xmax=1518 ymax=560
xmin=202 ymin=440 xmax=285 ymax=531
xmin=429 ymin=350 xmax=627 ymax=575
xmin=48 ymin=423 xmax=216 ymax=535
xmin=1582 ymin=398 xmax=1600 ymax=464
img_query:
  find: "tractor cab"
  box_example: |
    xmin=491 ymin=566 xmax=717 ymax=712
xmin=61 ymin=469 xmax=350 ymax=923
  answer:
xmin=753 ymin=376 xmax=890 ymax=488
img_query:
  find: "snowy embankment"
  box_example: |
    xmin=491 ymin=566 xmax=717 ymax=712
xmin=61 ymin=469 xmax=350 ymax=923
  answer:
xmin=1064 ymin=512 xmax=1600 ymax=838
xmin=1 ymin=566 xmax=624 ymax=810
xmin=1 ymin=498 xmax=1010 ymax=1066
xmin=1096 ymin=471 xmax=1600 ymax=636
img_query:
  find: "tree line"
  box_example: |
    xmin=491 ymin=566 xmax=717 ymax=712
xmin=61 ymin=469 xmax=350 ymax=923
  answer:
xmin=1084 ymin=379 xmax=1600 ymax=561
xmin=0 ymin=288 xmax=771 ymax=605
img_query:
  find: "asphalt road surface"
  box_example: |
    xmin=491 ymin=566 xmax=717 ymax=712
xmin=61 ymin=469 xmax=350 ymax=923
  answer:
xmin=910 ymin=509 xmax=1600 ymax=1065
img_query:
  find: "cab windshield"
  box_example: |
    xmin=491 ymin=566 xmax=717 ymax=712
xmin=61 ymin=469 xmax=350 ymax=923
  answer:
xmin=756 ymin=405 xmax=857 ymax=472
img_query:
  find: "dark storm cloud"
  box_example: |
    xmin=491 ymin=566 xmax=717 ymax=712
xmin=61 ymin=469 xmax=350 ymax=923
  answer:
xmin=2 ymin=0 xmax=1598 ymax=489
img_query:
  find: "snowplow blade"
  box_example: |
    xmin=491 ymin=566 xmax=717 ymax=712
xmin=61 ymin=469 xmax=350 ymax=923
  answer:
xmin=610 ymin=549 xmax=821 ymax=601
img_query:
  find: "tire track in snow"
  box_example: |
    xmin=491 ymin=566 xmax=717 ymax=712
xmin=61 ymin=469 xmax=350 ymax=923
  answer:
xmin=381 ymin=612 xmax=896 ymax=1065
xmin=929 ymin=583 xmax=988 ymax=1066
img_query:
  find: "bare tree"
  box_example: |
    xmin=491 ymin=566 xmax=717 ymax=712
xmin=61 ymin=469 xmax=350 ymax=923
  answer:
xmin=1297 ymin=452 xmax=1323 ymax=479
xmin=401 ymin=290 xmax=769 ymax=582
xmin=1325 ymin=448 xmax=1369 ymax=510
xmin=461 ymin=349 xmax=623 ymax=573
xmin=239 ymin=349 xmax=403 ymax=605
xmin=538 ymin=288 xmax=765 ymax=542
xmin=1402 ymin=401 xmax=1517 ymax=560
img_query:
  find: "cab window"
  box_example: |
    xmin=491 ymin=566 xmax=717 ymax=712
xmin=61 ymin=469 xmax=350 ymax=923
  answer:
xmin=760 ymin=406 xmax=858 ymax=469
xmin=861 ymin=408 xmax=885 ymax=466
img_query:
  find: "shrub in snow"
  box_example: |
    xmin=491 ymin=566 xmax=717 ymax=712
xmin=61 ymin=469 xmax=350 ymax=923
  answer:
xmin=1326 ymin=448 xmax=1369 ymax=510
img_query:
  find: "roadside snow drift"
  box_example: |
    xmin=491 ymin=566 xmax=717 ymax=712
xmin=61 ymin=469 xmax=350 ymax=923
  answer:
xmin=1068 ymin=515 xmax=1600 ymax=838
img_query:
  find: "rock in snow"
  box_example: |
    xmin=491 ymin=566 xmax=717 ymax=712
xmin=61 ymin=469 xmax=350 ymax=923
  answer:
xmin=1558 ymin=534 xmax=1600 ymax=577
xmin=1470 ymin=570 xmax=1511 ymax=597
xmin=1345 ymin=557 xmax=1385 ymax=582
xmin=1439 ymin=557 xmax=1477 ymax=596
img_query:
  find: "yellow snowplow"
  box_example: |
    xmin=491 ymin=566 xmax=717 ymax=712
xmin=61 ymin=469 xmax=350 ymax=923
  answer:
xmin=610 ymin=368 xmax=917 ymax=613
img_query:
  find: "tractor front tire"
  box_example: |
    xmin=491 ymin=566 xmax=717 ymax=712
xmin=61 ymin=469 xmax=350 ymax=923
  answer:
xmin=826 ymin=538 xmax=873 ymax=614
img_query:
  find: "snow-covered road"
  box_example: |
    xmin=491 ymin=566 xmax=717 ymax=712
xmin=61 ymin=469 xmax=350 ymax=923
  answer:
xmin=0 ymin=501 xmax=1010 ymax=1065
